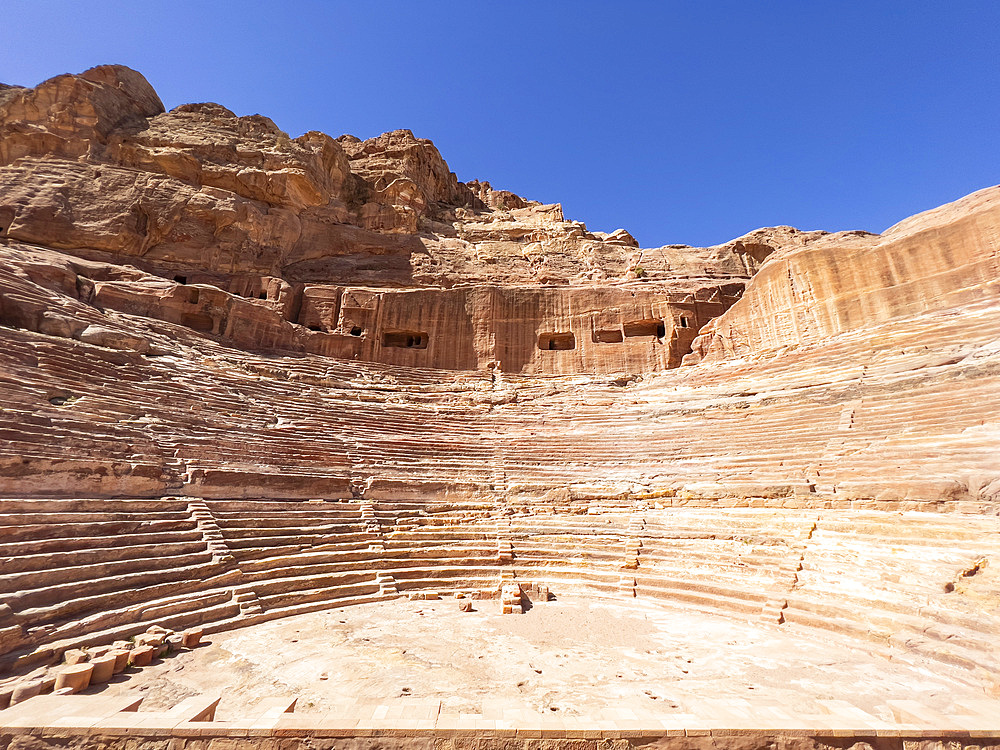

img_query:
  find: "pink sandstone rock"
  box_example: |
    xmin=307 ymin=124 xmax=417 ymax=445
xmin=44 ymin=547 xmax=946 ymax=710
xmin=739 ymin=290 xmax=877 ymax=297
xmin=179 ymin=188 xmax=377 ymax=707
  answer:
xmin=88 ymin=653 xmax=117 ymax=684
xmin=135 ymin=633 xmax=165 ymax=648
xmin=9 ymin=680 xmax=42 ymax=705
xmin=128 ymin=645 xmax=155 ymax=667
xmin=0 ymin=65 xmax=774 ymax=375
xmin=0 ymin=63 xmax=998 ymax=712
xmin=181 ymin=628 xmax=203 ymax=648
xmin=109 ymin=649 xmax=130 ymax=673
xmin=54 ymin=663 xmax=93 ymax=693
xmin=62 ymin=649 xmax=88 ymax=665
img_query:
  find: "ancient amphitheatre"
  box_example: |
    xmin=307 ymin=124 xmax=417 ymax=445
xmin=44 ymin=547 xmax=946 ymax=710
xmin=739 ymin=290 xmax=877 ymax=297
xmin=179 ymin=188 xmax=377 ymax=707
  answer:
xmin=0 ymin=63 xmax=999 ymax=747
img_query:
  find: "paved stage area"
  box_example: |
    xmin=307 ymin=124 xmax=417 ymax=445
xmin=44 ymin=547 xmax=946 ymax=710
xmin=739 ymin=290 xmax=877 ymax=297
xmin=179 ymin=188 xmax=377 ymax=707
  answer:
xmin=95 ymin=595 xmax=986 ymax=720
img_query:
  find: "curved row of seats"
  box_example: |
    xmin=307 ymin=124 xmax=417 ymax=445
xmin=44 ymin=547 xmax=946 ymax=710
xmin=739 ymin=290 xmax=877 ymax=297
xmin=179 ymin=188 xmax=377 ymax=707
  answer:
xmin=2 ymin=267 xmax=999 ymax=686
xmin=3 ymin=299 xmax=998 ymax=508
xmin=2 ymin=493 xmax=999 ymax=686
xmin=0 ymin=499 xmax=240 ymax=672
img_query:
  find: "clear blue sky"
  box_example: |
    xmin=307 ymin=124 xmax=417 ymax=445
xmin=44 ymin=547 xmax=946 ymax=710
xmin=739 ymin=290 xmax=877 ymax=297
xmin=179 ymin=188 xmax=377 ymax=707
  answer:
xmin=3 ymin=1 xmax=999 ymax=247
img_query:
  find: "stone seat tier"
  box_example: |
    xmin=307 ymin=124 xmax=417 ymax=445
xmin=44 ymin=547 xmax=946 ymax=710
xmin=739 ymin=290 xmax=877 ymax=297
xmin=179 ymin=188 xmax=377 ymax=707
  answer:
xmin=238 ymin=556 xmax=381 ymax=583
xmin=0 ymin=518 xmax=197 ymax=546
xmin=390 ymin=573 xmax=506 ymax=595
xmin=0 ymin=539 xmax=209 ymax=576
xmin=784 ymin=586 xmax=1000 ymax=653
xmin=391 ymin=517 xmax=499 ymax=534
xmin=237 ymin=549 xmax=381 ymax=575
xmin=0 ymin=549 xmax=216 ymax=595
xmin=628 ymin=546 xmax=790 ymax=579
xmin=635 ymin=575 xmax=769 ymax=615
xmin=383 ymin=541 xmax=498 ymax=556
xmin=223 ymin=543 xmax=369 ymax=564
xmin=0 ymin=529 xmax=204 ymax=558
xmin=203 ymin=593 xmax=386 ymax=634
xmin=4 ymin=559 xmax=226 ymax=629
xmin=2 ymin=588 xmax=241 ymax=672
xmin=210 ymin=505 xmax=363 ymax=517
xmin=510 ymin=569 xmax=623 ymax=597
xmin=378 ymin=552 xmax=500 ymax=572
xmin=220 ymin=521 xmax=369 ymax=537
xmin=0 ymin=508 xmax=191 ymax=524
xmin=222 ymin=531 xmax=375 ymax=551
xmin=0 ymin=498 xmax=191 ymax=512
xmin=247 ymin=580 xmax=381 ymax=610
xmin=781 ymin=597 xmax=1000 ymax=673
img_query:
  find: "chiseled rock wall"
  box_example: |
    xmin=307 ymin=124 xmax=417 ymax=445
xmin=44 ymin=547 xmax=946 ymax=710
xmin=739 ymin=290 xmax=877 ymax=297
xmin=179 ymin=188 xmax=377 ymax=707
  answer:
xmin=688 ymin=186 xmax=1000 ymax=363
xmin=297 ymin=282 xmax=740 ymax=373
xmin=1 ymin=65 xmax=1000 ymax=693
xmin=0 ymin=64 xmax=802 ymax=375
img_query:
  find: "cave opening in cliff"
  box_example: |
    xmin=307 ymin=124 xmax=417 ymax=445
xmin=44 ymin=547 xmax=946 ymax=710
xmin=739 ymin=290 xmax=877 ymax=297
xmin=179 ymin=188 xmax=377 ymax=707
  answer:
xmin=173 ymin=275 xmax=187 ymax=284
xmin=624 ymin=319 xmax=666 ymax=338
xmin=383 ymin=330 xmax=428 ymax=349
xmin=539 ymin=332 xmax=576 ymax=350
xmin=350 ymin=326 xmax=363 ymax=336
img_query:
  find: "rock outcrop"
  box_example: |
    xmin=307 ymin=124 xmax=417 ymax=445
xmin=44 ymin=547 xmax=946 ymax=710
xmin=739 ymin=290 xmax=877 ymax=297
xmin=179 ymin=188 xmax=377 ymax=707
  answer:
xmin=688 ymin=188 xmax=1000 ymax=363
xmin=0 ymin=65 xmax=810 ymax=375
xmin=1 ymin=64 xmax=999 ymax=707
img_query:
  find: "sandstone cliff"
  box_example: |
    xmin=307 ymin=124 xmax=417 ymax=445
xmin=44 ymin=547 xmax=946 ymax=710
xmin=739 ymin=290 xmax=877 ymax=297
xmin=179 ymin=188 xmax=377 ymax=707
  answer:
xmin=1 ymin=64 xmax=1000 ymax=689
xmin=688 ymin=188 xmax=1000 ymax=363
xmin=0 ymin=65 xmax=822 ymax=374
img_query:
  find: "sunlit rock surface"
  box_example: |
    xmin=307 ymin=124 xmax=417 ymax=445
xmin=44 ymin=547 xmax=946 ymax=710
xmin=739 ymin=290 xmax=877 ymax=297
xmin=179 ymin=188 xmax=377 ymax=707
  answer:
xmin=1 ymin=65 xmax=999 ymax=723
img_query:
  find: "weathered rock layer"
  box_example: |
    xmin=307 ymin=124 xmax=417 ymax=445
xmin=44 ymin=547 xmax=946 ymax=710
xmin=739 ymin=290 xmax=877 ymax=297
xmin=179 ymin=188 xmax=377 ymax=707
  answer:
xmin=0 ymin=65 xmax=811 ymax=375
xmin=1 ymin=65 xmax=999 ymax=700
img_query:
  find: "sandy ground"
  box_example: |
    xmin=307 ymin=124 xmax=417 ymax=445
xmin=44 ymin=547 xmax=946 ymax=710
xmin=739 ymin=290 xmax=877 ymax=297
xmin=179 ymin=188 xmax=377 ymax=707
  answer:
xmin=93 ymin=595 xmax=985 ymax=720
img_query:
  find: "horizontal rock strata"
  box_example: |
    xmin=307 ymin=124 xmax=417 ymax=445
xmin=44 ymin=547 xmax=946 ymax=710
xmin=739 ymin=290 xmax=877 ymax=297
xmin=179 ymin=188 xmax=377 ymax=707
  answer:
xmin=0 ymin=64 xmax=999 ymax=714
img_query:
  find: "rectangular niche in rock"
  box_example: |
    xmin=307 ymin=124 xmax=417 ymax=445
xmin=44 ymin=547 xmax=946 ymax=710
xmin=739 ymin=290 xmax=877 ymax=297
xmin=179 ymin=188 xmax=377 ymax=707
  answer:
xmin=623 ymin=319 xmax=666 ymax=338
xmin=383 ymin=330 xmax=428 ymax=349
xmin=538 ymin=332 xmax=576 ymax=350
xmin=182 ymin=312 xmax=215 ymax=333
xmin=592 ymin=328 xmax=624 ymax=343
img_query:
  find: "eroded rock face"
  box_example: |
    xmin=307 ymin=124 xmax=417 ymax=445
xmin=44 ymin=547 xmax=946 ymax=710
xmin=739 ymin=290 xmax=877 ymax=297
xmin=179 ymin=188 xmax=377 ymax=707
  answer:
xmin=1 ymin=64 xmax=1000 ymax=692
xmin=687 ymin=188 xmax=1000 ymax=364
xmin=0 ymin=65 xmax=163 ymax=165
xmin=0 ymin=64 xmax=797 ymax=374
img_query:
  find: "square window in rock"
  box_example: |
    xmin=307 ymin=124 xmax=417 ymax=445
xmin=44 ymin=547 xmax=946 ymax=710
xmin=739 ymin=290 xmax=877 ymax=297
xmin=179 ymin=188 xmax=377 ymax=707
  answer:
xmin=538 ymin=332 xmax=576 ymax=350
xmin=383 ymin=330 xmax=428 ymax=349
xmin=679 ymin=316 xmax=691 ymax=328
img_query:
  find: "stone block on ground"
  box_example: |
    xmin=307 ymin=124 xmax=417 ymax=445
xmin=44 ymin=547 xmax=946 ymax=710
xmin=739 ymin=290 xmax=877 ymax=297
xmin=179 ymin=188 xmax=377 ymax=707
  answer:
xmin=63 ymin=648 xmax=88 ymax=665
xmin=89 ymin=653 xmax=117 ymax=684
xmin=128 ymin=645 xmax=155 ymax=667
xmin=110 ymin=649 xmax=130 ymax=673
xmin=10 ymin=681 xmax=42 ymax=706
xmin=54 ymin=663 xmax=93 ymax=693
xmin=181 ymin=628 xmax=203 ymax=648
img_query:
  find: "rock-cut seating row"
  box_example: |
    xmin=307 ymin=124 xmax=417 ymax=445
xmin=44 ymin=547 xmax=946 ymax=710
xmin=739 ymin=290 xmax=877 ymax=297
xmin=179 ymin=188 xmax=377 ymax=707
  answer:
xmin=0 ymin=498 xmax=241 ymax=672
